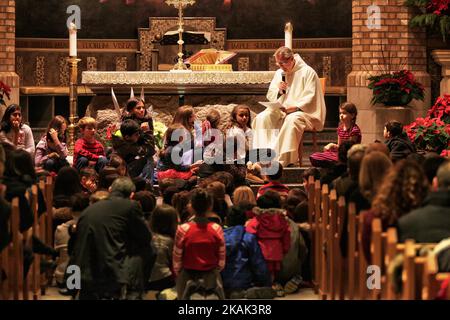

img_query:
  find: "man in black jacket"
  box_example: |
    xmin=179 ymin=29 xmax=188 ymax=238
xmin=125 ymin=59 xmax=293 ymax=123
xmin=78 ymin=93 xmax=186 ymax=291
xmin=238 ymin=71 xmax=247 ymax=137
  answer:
xmin=72 ymin=177 xmax=155 ymax=299
xmin=399 ymin=161 xmax=450 ymax=243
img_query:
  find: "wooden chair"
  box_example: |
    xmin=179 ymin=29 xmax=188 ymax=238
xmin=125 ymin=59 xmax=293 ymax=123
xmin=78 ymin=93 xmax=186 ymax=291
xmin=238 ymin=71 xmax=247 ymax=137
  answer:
xmin=298 ymin=77 xmax=327 ymax=166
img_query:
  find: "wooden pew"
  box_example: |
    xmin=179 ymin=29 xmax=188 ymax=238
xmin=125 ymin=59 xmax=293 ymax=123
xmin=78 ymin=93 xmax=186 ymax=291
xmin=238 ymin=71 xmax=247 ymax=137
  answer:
xmin=38 ymin=180 xmax=48 ymax=295
xmin=385 ymin=228 xmax=398 ymax=299
xmin=319 ymin=184 xmax=329 ymax=300
xmin=347 ymin=202 xmax=357 ymax=300
xmin=313 ymin=179 xmax=321 ymax=294
xmin=336 ymin=196 xmax=346 ymax=300
xmin=11 ymin=198 xmax=23 ymax=300
xmin=30 ymin=185 xmax=41 ymax=300
xmin=370 ymin=218 xmax=384 ymax=300
xmin=328 ymin=189 xmax=337 ymax=300
xmin=357 ymin=211 xmax=368 ymax=300
xmin=422 ymin=252 xmax=450 ymax=300
xmin=307 ymin=176 xmax=318 ymax=294
xmin=45 ymin=176 xmax=54 ymax=247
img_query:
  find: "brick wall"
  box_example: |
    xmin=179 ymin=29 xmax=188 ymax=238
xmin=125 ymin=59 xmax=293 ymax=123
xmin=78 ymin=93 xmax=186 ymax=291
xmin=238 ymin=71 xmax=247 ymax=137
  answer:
xmin=0 ymin=0 xmax=19 ymax=113
xmin=347 ymin=0 xmax=431 ymax=144
xmin=0 ymin=0 xmax=15 ymax=72
xmin=351 ymin=0 xmax=427 ymax=73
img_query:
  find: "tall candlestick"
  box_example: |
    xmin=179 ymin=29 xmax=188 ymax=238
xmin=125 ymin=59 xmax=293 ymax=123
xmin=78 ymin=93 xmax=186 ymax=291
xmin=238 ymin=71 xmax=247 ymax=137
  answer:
xmin=69 ymin=22 xmax=77 ymax=57
xmin=165 ymin=0 xmax=196 ymax=71
xmin=285 ymin=22 xmax=293 ymax=50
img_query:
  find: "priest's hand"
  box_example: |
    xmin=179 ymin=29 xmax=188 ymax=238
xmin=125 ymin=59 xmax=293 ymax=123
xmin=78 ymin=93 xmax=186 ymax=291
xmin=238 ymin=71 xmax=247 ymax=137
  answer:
xmin=278 ymin=82 xmax=288 ymax=94
xmin=281 ymin=106 xmax=299 ymax=115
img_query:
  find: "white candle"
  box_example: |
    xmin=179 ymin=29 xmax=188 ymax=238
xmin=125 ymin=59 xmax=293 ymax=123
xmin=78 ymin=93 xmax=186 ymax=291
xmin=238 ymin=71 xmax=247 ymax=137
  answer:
xmin=284 ymin=22 xmax=293 ymax=49
xmin=69 ymin=22 xmax=77 ymax=57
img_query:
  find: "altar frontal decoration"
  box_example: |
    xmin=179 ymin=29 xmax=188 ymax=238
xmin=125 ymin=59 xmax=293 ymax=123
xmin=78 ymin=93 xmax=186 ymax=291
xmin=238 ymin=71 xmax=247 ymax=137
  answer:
xmin=185 ymin=49 xmax=237 ymax=71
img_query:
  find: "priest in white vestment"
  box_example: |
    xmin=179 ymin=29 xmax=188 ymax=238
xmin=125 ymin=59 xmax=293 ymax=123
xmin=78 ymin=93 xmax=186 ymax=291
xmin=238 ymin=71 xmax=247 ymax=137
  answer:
xmin=252 ymin=47 xmax=326 ymax=166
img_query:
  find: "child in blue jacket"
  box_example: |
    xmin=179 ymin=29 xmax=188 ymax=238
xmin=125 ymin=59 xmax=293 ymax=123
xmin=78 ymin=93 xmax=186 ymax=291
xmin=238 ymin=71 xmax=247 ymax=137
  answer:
xmin=221 ymin=205 xmax=272 ymax=298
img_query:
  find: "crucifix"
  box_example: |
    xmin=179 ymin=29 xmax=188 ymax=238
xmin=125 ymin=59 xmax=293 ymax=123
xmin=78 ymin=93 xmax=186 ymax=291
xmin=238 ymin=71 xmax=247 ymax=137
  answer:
xmin=165 ymin=0 xmax=196 ymax=71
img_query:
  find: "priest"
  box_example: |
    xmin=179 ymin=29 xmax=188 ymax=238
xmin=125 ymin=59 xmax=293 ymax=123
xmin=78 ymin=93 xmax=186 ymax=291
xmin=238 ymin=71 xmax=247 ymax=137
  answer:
xmin=252 ymin=47 xmax=326 ymax=167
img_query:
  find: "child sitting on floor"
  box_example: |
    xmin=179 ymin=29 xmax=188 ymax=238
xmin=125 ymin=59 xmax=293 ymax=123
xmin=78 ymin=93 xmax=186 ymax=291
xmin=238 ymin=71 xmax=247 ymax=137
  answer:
xmin=73 ymin=117 xmax=108 ymax=173
xmin=246 ymin=190 xmax=291 ymax=295
xmin=173 ymin=188 xmax=226 ymax=299
xmin=310 ymin=102 xmax=361 ymax=168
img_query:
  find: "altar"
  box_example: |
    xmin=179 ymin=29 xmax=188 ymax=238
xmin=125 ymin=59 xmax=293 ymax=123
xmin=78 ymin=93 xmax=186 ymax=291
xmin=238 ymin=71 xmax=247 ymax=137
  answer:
xmin=81 ymin=70 xmax=275 ymax=116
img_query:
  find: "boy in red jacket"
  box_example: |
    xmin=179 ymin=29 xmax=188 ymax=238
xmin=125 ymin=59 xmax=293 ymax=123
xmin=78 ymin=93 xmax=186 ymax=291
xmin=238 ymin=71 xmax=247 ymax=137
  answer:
xmin=173 ymin=188 xmax=226 ymax=299
xmin=73 ymin=117 xmax=108 ymax=173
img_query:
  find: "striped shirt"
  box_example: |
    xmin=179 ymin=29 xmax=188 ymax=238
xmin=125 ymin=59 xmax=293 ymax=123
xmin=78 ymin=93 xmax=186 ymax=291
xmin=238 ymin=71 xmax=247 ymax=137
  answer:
xmin=337 ymin=124 xmax=362 ymax=144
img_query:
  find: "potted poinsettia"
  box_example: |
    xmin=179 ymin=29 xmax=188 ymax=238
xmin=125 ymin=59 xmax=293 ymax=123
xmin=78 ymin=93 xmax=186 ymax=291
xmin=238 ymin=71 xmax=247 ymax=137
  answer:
xmin=368 ymin=69 xmax=425 ymax=141
xmin=405 ymin=0 xmax=450 ymax=41
xmin=405 ymin=95 xmax=450 ymax=154
xmin=368 ymin=70 xmax=425 ymax=106
xmin=0 ymin=80 xmax=11 ymax=106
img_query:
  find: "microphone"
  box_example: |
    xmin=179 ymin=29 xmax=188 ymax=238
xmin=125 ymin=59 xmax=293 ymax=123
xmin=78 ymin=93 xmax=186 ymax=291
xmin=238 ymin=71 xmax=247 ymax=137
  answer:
xmin=281 ymin=72 xmax=286 ymax=95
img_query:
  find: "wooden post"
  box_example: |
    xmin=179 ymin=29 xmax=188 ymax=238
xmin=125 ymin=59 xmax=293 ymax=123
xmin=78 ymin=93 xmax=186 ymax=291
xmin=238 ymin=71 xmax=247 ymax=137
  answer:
xmin=337 ymin=196 xmax=346 ymax=300
xmin=314 ymin=180 xmax=321 ymax=294
xmin=357 ymin=212 xmax=368 ymax=300
xmin=403 ymin=240 xmax=416 ymax=300
xmin=31 ymin=185 xmax=41 ymax=300
xmin=370 ymin=218 xmax=382 ymax=300
xmin=328 ymin=189 xmax=337 ymax=300
xmin=320 ymin=184 xmax=329 ymax=300
xmin=11 ymin=198 xmax=22 ymax=300
xmin=307 ymin=176 xmax=317 ymax=294
xmin=347 ymin=202 xmax=356 ymax=300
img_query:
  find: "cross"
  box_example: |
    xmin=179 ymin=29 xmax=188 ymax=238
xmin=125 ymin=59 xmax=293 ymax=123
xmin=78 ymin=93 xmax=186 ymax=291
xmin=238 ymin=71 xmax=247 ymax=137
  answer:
xmin=165 ymin=0 xmax=196 ymax=70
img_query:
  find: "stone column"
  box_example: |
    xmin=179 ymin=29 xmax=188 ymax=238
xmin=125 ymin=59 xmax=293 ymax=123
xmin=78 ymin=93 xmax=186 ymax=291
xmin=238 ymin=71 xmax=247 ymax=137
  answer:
xmin=0 ymin=0 xmax=19 ymax=117
xmin=432 ymin=50 xmax=450 ymax=96
xmin=347 ymin=0 xmax=431 ymax=143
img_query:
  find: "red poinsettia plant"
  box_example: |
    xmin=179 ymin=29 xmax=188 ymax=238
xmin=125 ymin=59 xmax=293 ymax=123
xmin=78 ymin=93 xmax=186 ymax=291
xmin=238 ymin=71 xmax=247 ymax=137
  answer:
xmin=404 ymin=95 xmax=450 ymax=155
xmin=368 ymin=70 xmax=425 ymax=106
xmin=405 ymin=0 xmax=450 ymax=41
xmin=0 ymin=81 xmax=11 ymax=107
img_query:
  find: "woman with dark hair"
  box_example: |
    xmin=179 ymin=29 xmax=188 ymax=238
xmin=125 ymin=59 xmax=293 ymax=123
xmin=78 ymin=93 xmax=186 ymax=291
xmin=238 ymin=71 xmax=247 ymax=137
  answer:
xmin=35 ymin=116 xmax=69 ymax=173
xmin=362 ymin=160 xmax=428 ymax=263
xmin=0 ymin=104 xmax=35 ymax=156
xmin=2 ymin=149 xmax=55 ymax=274
xmin=53 ymin=166 xmax=83 ymax=208
xmin=119 ymin=98 xmax=155 ymax=183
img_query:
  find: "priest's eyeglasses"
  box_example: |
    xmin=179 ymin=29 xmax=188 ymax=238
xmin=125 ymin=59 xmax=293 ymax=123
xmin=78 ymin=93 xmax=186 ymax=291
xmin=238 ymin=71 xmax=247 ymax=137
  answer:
xmin=276 ymin=58 xmax=293 ymax=67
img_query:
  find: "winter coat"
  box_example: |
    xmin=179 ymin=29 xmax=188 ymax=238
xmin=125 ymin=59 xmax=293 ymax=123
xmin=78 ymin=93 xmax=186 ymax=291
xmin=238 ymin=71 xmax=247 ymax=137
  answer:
xmin=72 ymin=193 xmax=154 ymax=295
xmin=121 ymin=113 xmax=156 ymax=157
xmin=385 ymin=135 xmax=416 ymax=162
xmin=246 ymin=208 xmax=291 ymax=262
xmin=398 ymin=190 xmax=450 ymax=243
xmin=276 ymin=218 xmax=308 ymax=283
xmin=221 ymin=225 xmax=271 ymax=290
